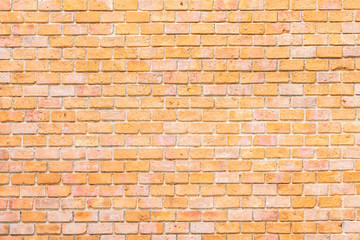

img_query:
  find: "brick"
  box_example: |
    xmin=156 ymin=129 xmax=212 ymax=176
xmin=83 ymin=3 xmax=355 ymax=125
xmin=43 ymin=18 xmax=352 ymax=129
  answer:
xmin=9 ymin=198 xmax=33 ymax=209
xmin=240 ymin=0 xmax=263 ymax=10
xmin=266 ymin=0 xmax=289 ymax=10
xmin=10 ymin=224 xmax=34 ymax=235
xmin=344 ymin=0 xmax=360 ymax=9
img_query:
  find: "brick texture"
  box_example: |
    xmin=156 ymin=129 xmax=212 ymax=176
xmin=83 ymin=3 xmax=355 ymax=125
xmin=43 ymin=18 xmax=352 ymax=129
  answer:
xmin=1 ymin=0 xmax=360 ymax=239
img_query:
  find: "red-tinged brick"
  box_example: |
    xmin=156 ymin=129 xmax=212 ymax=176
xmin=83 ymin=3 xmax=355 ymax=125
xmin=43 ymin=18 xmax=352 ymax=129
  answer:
xmin=113 ymin=224 xmax=138 ymax=235
xmin=10 ymin=149 xmax=33 ymax=160
xmin=112 ymin=198 xmax=136 ymax=210
xmin=86 ymin=223 xmax=112 ymax=234
xmin=0 ymin=0 xmax=11 ymax=10
xmin=0 ymin=212 xmax=20 ymax=222
xmin=98 ymin=211 xmax=124 ymax=223
xmin=138 ymin=197 xmax=162 ymax=209
xmin=74 ymin=162 xmax=98 ymax=172
xmin=61 ymin=149 xmax=86 ymax=160
xmin=10 ymin=224 xmax=34 ymax=235
xmin=46 ymin=186 xmax=71 ymax=197
xmin=138 ymin=223 xmax=163 ymax=234
xmin=61 ymin=223 xmax=86 ymax=235
xmin=35 ymin=148 xmax=59 ymax=160
xmin=304 ymin=184 xmax=328 ymax=196
xmin=12 ymin=123 xmax=36 ymax=135
xmin=71 ymin=186 xmax=97 ymax=197
xmin=9 ymin=198 xmax=33 ymax=210
xmin=60 ymin=199 xmax=85 ymax=210
xmin=0 ymin=198 xmax=7 ymax=209
xmin=112 ymin=173 xmax=137 ymax=184
xmin=30 ymin=194 xmax=55 ymax=205
xmin=164 ymin=222 xmax=189 ymax=234
xmin=47 ymin=211 xmax=72 ymax=223
xmin=97 ymin=185 xmax=122 ymax=197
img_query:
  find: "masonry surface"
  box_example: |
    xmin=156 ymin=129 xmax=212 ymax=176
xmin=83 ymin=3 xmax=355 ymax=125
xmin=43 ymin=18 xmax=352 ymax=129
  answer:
xmin=1 ymin=0 xmax=360 ymax=239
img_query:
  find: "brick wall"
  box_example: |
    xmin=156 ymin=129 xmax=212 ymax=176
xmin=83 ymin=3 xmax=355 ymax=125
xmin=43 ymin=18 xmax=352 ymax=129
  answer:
xmin=1 ymin=0 xmax=360 ymax=239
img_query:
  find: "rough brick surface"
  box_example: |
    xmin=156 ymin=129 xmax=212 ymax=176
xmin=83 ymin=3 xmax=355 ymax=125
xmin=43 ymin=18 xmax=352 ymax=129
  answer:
xmin=1 ymin=0 xmax=360 ymax=239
